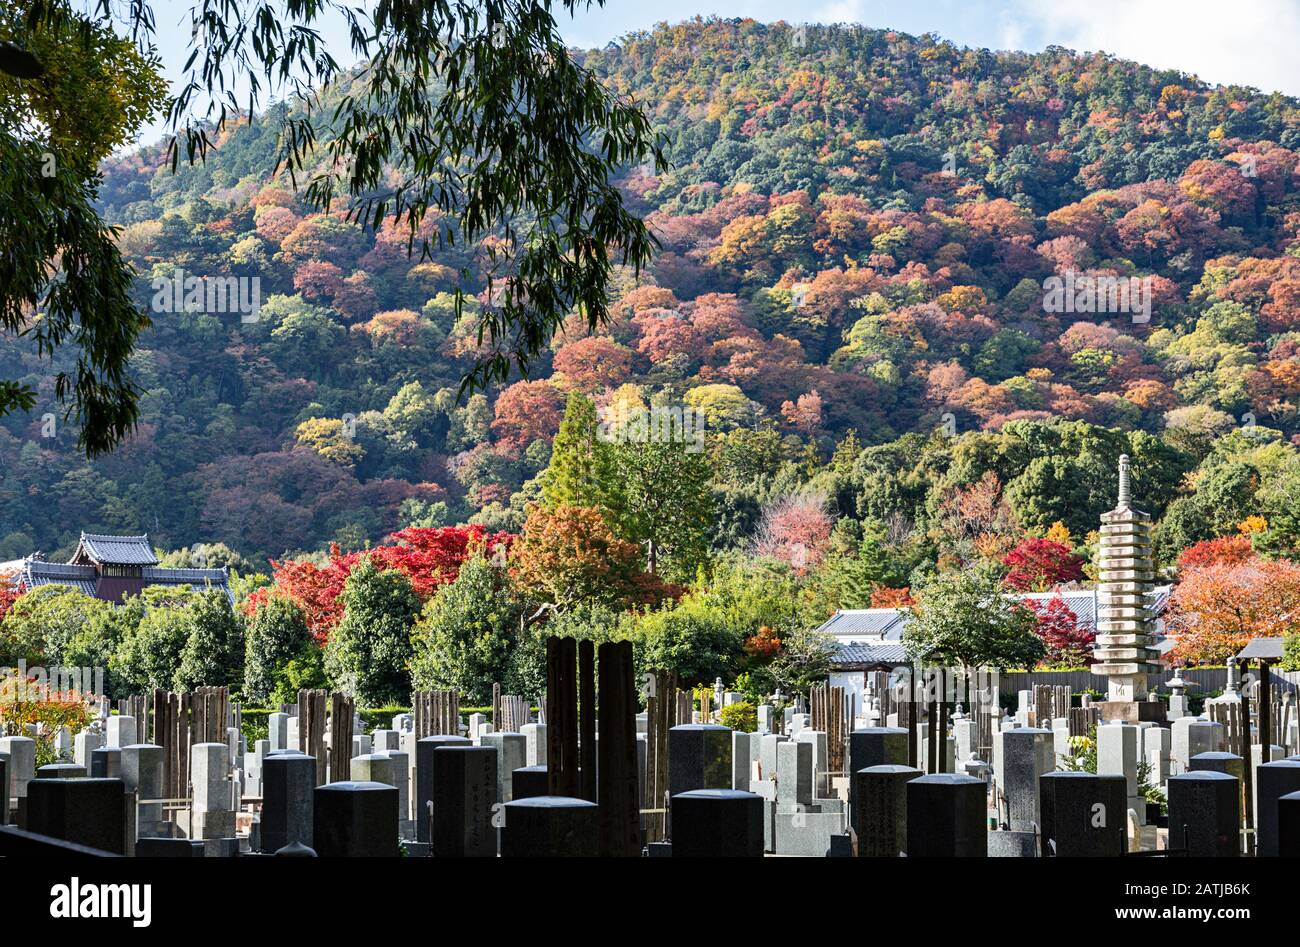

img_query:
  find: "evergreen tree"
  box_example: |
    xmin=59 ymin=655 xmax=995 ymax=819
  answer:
xmin=324 ymin=557 xmax=420 ymax=705
xmin=243 ymin=595 xmax=312 ymax=703
xmin=174 ymin=591 xmax=246 ymax=692
xmin=541 ymin=391 xmax=620 ymax=511
xmin=409 ymin=554 xmax=528 ymax=703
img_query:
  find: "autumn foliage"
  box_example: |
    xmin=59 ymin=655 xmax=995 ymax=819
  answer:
xmin=247 ymin=525 xmax=514 ymax=642
xmin=1167 ymin=557 xmax=1300 ymax=665
xmin=1027 ymin=596 xmax=1096 ymax=667
xmin=1001 ymin=538 xmax=1085 ymax=591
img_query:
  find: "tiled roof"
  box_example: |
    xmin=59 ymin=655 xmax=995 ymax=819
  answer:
xmin=18 ymin=559 xmax=234 ymax=604
xmin=71 ymin=533 xmax=159 ymax=566
xmin=814 ymin=608 xmax=909 ymax=640
xmin=21 ymin=560 xmax=99 ymax=596
xmin=831 ymin=642 xmax=910 ymax=667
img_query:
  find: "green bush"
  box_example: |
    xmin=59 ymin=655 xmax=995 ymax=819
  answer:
xmin=719 ymin=700 xmax=757 ymax=732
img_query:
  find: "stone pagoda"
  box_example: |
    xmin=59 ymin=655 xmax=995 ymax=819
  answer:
xmin=1093 ymin=455 xmax=1165 ymax=722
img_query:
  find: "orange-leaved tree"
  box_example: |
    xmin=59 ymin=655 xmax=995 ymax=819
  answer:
xmin=1167 ymin=557 xmax=1300 ymax=665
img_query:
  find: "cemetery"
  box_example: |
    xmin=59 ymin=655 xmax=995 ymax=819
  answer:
xmin=2 ymin=457 xmax=1299 ymax=861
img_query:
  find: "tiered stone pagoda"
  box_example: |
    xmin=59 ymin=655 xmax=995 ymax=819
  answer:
xmin=1093 ymin=455 xmax=1165 ymax=722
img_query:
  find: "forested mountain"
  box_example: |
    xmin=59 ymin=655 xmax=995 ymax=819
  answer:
xmin=4 ymin=18 xmax=1300 ymax=569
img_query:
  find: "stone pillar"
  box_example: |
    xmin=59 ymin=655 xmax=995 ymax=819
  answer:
xmin=430 ymin=745 xmax=497 ymax=857
xmin=262 ymin=750 xmax=315 ymax=853
xmin=37 ymin=763 xmax=86 ymax=779
xmin=0 ymin=735 xmax=36 ymax=801
xmin=511 ymin=765 xmax=549 ymax=801
xmin=993 ymin=727 xmax=1054 ymax=832
xmin=775 ymin=739 xmax=813 ymax=811
xmin=481 ymin=732 xmax=526 ymax=803
xmin=671 ymin=789 xmax=763 ymax=857
xmin=667 ymin=725 xmax=732 ymax=797
xmin=905 ymin=773 xmax=987 ymax=857
xmin=414 ymin=734 xmax=470 ymax=843
xmin=732 ymin=731 xmax=758 ymax=790
xmin=521 ymin=722 xmax=547 ymax=767
xmin=1167 ymin=772 xmax=1239 ymax=857
xmin=1171 ymin=718 xmax=1223 ymax=774
xmin=105 ymin=714 xmax=137 ymax=748
xmin=1189 ymin=751 xmax=1244 ymax=779
xmin=1097 ymin=722 xmax=1144 ymax=824
xmin=500 ymin=796 xmax=599 ymax=856
xmin=120 ymin=743 xmax=165 ymax=836
xmin=848 ymin=727 xmax=909 ymax=833
xmin=190 ymin=741 xmax=234 ymax=840
xmin=1256 ymin=759 xmax=1300 ymax=857
xmin=855 ymin=764 xmax=920 ymax=857
xmin=74 ymin=729 xmax=103 ymax=770
xmin=1143 ymin=727 xmax=1172 ymax=785
xmin=1039 ymin=771 xmax=1127 ymax=857
xmin=267 ymin=712 xmax=289 ymax=752
xmin=90 ymin=746 xmax=122 ymax=779
xmin=313 ymin=781 xmax=399 ymax=856
xmin=25 ymin=778 xmax=126 ymax=854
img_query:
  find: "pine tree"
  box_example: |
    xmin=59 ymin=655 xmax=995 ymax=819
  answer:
xmin=541 ymin=390 xmax=620 ymax=511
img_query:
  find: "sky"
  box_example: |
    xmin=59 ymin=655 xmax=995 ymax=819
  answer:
xmin=129 ymin=0 xmax=1300 ymax=144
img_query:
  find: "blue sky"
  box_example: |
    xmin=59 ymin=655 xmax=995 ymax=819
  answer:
xmin=131 ymin=0 xmax=1300 ymax=144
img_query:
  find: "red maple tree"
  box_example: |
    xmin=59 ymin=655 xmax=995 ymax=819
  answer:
xmin=1002 ymin=537 xmax=1084 ymax=591
xmin=1028 ymin=596 xmax=1096 ymax=668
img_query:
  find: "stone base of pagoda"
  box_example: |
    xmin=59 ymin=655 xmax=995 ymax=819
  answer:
xmin=1096 ymin=699 xmax=1166 ymax=725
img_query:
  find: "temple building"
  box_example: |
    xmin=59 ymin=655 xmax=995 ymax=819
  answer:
xmin=10 ymin=533 xmax=234 ymax=605
xmin=1092 ymin=455 xmax=1165 ymax=722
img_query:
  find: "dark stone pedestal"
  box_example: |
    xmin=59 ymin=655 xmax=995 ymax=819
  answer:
xmin=312 ymin=781 xmax=399 ymax=857
xmin=1096 ymin=700 xmax=1166 ymax=724
xmin=90 ymin=747 xmax=121 ymax=779
xmin=671 ymin=789 xmax=763 ymax=857
xmin=1256 ymin=760 xmax=1300 ymax=857
xmin=414 ymin=735 xmax=470 ymax=843
xmin=1189 ymin=751 xmax=1244 ymax=779
xmin=1167 ymin=771 xmax=1239 ymax=857
xmin=1278 ymin=790 xmax=1300 ymax=857
xmin=500 ymin=795 xmax=598 ymax=856
xmin=667 ymin=725 xmax=732 ymax=797
xmin=848 ymin=729 xmax=909 ymax=832
xmin=25 ymin=778 xmax=126 ymax=854
xmin=855 ymin=764 xmax=920 ymax=857
xmin=905 ymin=773 xmax=987 ymax=857
xmin=37 ymin=763 xmax=86 ymax=779
xmin=261 ymin=750 xmax=316 ymax=853
xmin=430 ymin=745 xmax=497 ymax=857
xmin=511 ymin=765 xmax=549 ymax=801
xmin=1039 ymin=771 xmax=1126 ymax=857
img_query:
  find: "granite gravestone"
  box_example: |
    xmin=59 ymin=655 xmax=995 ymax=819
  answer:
xmin=414 ymin=734 xmax=471 ymax=842
xmin=431 ymin=745 xmax=497 ymax=857
xmin=671 ymin=789 xmax=764 ymax=857
xmin=500 ymin=795 xmax=598 ymax=856
xmin=262 ymin=750 xmax=316 ymax=853
xmin=855 ymin=764 xmax=920 ymax=857
xmin=1167 ymin=771 xmax=1239 ymax=857
xmin=24 ymin=778 xmax=126 ymax=854
xmin=313 ymin=781 xmax=399 ymax=857
xmin=667 ymin=725 xmax=732 ymax=797
xmin=1038 ymin=771 xmax=1126 ymax=857
xmin=905 ymin=773 xmax=987 ymax=857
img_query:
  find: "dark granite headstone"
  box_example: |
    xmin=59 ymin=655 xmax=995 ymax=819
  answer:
xmin=905 ymin=773 xmax=987 ymax=857
xmin=848 ymin=728 xmax=909 ymax=832
xmin=261 ymin=750 xmax=316 ymax=853
xmin=855 ymin=764 xmax=920 ymax=857
xmin=90 ymin=746 xmax=121 ymax=779
xmin=500 ymin=795 xmax=598 ymax=856
xmin=511 ymin=764 xmax=549 ymax=800
xmin=1189 ymin=751 xmax=1244 ymax=779
xmin=24 ymin=777 xmax=126 ymax=854
xmin=667 ymin=725 xmax=732 ymax=797
xmin=431 ymin=745 xmax=497 ymax=857
xmin=135 ymin=837 xmax=204 ymax=857
xmin=1279 ymin=790 xmax=1300 ymax=857
xmin=312 ymin=781 xmax=399 ymax=857
xmin=1167 ymin=771 xmax=1238 ymax=857
xmin=414 ymin=734 xmax=470 ymax=842
xmin=1038 ymin=771 xmax=1126 ymax=857
xmin=0 ymin=753 xmax=8 ymax=825
xmin=1256 ymin=759 xmax=1300 ymax=857
xmin=671 ymin=789 xmax=763 ymax=857
xmin=36 ymin=763 xmax=86 ymax=779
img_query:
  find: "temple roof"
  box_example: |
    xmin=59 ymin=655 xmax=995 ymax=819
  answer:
xmin=19 ymin=557 xmax=234 ymax=604
xmin=69 ymin=533 xmax=160 ymax=567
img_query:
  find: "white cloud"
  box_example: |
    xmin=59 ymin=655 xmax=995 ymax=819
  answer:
xmin=1003 ymin=0 xmax=1300 ymax=95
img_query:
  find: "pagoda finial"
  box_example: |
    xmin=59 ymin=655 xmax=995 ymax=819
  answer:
xmin=1117 ymin=453 xmax=1131 ymax=508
